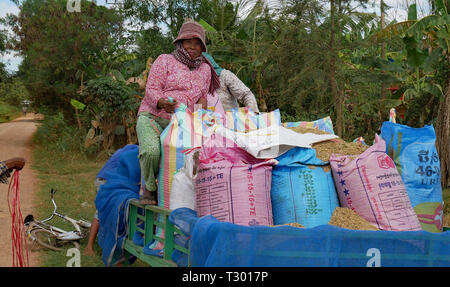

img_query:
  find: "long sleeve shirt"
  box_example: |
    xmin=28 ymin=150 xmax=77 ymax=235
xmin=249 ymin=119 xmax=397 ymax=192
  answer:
xmin=138 ymin=54 xmax=212 ymax=120
xmin=216 ymin=69 xmax=259 ymax=112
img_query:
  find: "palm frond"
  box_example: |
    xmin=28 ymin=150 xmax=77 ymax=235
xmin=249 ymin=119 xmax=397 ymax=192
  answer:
xmin=369 ymin=20 xmax=416 ymax=44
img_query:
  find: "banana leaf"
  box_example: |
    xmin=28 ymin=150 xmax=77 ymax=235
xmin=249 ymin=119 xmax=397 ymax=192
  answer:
xmin=70 ymin=99 xmax=86 ymax=110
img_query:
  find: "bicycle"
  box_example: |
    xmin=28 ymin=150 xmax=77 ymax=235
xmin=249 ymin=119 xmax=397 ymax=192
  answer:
xmin=24 ymin=188 xmax=92 ymax=251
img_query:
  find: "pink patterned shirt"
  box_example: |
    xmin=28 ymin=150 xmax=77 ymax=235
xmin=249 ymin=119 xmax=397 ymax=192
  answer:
xmin=138 ymin=54 xmax=212 ymax=120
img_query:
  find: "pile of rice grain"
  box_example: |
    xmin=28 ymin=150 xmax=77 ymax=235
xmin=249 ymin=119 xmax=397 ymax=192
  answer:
xmin=328 ymin=207 xmax=379 ymax=231
xmin=288 ymin=126 xmax=369 ymax=162
xmin=270 ymin=222 xmax=305 ymax=228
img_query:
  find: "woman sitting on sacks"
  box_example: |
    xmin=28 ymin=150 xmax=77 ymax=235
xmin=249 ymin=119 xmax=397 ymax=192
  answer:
xmin=137 ymin=19 xmax=220 ymax=205
xmin=202 ymin=53 xmax=259 ymax=113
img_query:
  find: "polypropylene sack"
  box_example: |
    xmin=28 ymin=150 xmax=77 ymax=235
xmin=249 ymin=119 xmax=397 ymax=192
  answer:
xmin=169 ymin=149 xmax=199 ymax=211
xmin=207 ymin=92 xmax=225 ymax=115
xmin=271 ymin=147 xmax=339 ymax=228
xmin=329 ymin=134 xmax=421 ymax=231
xmin=158 ymin=108 xmax=222 ymax=210
xmin=380 ymin=121 xmax=443 ymax=232
xmin=195 ymin=137 xmax=276 ymax=226
xmin=282 ymin=116 xmax=335 ymax=135
xmin=213 ymin=124 xmax=338 ymax=159
xmin=159 ymin=108 xmax=283 ymax=209
xmin=154 ymin=108 xmax=222 ymax=250
xmin=223 ymin=107 xmax=281 ymax=132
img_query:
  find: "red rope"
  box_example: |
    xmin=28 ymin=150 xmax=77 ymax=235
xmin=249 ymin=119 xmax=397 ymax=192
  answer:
xmin=7 ymin=170 xmax=29 ymax=267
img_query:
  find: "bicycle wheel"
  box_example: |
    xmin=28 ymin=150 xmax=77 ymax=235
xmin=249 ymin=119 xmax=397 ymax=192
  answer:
xmin=30 ymin=229 xmax=80 ymax=251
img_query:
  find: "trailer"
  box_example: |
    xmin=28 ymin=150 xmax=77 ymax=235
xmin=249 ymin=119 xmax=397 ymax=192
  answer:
xmin=123 ymin=199 xmax=189 ymax=267
xmin=123 ymin=199 xmax=450 ymax=267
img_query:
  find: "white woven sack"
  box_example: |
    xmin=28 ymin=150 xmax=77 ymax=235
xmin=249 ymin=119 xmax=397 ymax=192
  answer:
xmin=169 ymin=150 xmax=199 ymax=210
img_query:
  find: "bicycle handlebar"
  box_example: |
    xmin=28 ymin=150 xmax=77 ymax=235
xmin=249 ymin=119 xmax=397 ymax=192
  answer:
xmin=50 ymin=188 xmax=58 ymax=212
xmin=40 ymin=188 xmax=58 ymax=223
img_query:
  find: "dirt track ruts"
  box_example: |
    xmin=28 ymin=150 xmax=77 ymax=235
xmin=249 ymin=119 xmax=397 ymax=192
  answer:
xmin=0 ymin=113 xmax=41 ymax=267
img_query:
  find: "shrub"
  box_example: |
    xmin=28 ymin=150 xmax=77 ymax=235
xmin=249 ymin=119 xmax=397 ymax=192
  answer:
xmin=34 ymin=112 xmax=87 ymax=154
xmin=83 ymin=76 xmax=140 ymax=151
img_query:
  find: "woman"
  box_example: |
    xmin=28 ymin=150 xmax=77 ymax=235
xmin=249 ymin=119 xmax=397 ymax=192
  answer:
xmin=137 ymin=19 xmax=220 ymax=205
xmin=203 ymin=53 xmax=259 ymax=113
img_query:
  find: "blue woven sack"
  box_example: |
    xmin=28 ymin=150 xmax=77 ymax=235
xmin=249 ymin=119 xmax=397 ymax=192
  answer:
xmin=380 ymin=121 xmax=443 ymax=232
xmin=271 ymin=147 xmax=339 ymax=228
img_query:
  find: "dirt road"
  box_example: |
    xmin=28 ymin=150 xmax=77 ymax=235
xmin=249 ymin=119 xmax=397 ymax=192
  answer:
xmin=0 ymin=113 xmax=41 ymax=266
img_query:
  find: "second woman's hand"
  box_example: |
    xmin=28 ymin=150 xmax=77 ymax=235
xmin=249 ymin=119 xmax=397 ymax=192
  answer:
xmin=157 ymin=98 xmax=178 ymax=114
xmin=196 ymin=97 xmax=207 ymax=111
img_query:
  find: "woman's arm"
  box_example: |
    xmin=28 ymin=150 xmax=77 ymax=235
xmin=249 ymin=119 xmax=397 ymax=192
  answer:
xmin=142 ymin=55 xmax=170 ymax=112
xmin=222 ymin=70 xmax=259 ymax=112
xmin=195 ymin=64 xmax=211 ymax=110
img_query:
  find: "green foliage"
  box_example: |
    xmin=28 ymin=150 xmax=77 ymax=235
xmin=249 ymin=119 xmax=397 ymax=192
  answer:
xmin=0 ymin=31 xmax=6 ymax=54
xmin=70 ymin=98 xmax=86 ymax=111
xmin=5 ymin=0 xmax=448 ymax=148
xmin=7 ymin=0 xmax=125 ymax=114
xmin=122 ymin=0 xmax=205 ymax=38
xmin=363 ymin=1 xmax=449 ymax=130
xmin=84 ymin=76 xmax=139 ymax=120
xmin=0 ymin=101 xmax=21 ymax=123
xmin=83 ymin=76 xmax=140 ymax=151
xmin=0 ymin=77 xmax=30 ymax=106
xmin=0 ymin=63 xmax=8 ymax=83
xmin=33 ymin=112 xmax=88 ymax=154
xmin=133 ymin=27 xmax=174 ymax=68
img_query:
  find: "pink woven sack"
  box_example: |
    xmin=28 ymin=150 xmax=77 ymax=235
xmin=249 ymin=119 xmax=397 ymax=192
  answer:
xmin=330 ymin=134 xmax=421 ymax=231
xmin=195 ymin=135 xmax=276 ymax=226
xmin=207 ymin=91 xmax=225 ymax=115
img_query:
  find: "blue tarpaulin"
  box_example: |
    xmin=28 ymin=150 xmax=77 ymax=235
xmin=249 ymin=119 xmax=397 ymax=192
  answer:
xmin=168 ymin=208 xmax=450 ymax=267
xmin=95 ymin=145 xmax=141 ymax=266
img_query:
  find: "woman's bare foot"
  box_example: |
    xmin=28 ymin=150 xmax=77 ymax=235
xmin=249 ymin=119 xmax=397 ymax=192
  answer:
xmin=140 ymin=189 xmax=157 ymax=205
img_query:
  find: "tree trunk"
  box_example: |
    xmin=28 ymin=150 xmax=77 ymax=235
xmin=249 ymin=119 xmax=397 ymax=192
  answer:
xmin=378 ymin=0 xmax=386 ymax=122
xmin=75 ymin=71 xmax=84 ymax=130
xmin=101 ymin=120 xmax=116 ymax=151
xmin=436 ymin=76 xmax=450 ymax=188
xmin=74 ymin=107 xmax=82 ymax=130
xmin=330 ymin=0 xmax=342 ymax=137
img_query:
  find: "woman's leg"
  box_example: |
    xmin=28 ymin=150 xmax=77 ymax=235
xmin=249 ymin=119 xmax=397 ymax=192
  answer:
xmin=136 ymin=114 xmax=164 ymax=205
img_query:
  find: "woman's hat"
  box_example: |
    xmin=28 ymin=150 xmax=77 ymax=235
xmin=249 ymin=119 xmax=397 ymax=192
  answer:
xmin=173 ymin=19 xmax=207 ymax=52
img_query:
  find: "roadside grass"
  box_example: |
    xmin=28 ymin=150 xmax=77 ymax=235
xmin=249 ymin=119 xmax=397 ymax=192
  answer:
xmin=0 ymin=102 xmax=22 ymax=123
xmin=31 ymin=122 xmax=149 ymax=267
xmin=32 ymin=143 xmax=106 ymax=267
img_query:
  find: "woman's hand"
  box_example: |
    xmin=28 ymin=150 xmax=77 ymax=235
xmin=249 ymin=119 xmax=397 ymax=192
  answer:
xmin=157 ymin=98 xmax=178 ymax=114
xmin=5 ymin=157 xmax=26 ymax=171
xmin=196 ymin=97 xmax=207 ymax=111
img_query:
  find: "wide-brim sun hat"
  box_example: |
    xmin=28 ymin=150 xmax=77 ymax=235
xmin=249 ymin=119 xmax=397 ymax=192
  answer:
xmin=173 ymin=19 xmax=207 ymax=52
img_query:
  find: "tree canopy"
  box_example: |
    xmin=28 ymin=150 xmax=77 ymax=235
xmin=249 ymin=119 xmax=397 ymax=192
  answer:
xmin=1 ymin=0 xmax=449 ymax=184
